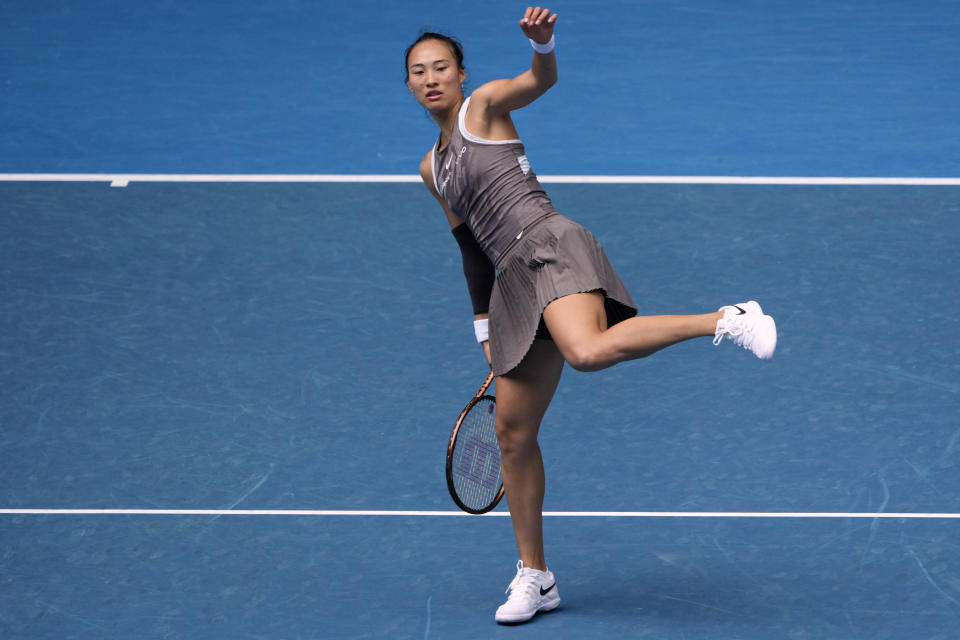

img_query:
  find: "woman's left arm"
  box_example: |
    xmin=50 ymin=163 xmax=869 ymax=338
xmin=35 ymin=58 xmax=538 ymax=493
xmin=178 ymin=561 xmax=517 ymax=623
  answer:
xmin=472 ymin=7 xmax=559 ymax=115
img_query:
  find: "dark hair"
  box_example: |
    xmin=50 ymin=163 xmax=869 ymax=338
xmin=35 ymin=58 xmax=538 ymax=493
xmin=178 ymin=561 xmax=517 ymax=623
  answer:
xmin=404 ymin=32 xmax=465 ymax=83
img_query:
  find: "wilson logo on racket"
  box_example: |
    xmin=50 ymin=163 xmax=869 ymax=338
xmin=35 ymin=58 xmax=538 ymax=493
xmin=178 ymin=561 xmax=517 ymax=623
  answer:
xmin=446 ymin=371 xmax=504 ymax=514
xmin=457 ymin=435 xmax=501 ymax=490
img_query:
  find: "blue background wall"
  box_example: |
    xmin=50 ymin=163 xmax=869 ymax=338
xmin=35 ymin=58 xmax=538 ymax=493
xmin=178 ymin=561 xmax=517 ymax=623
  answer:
xmin=2 ymin=0 xmax=958 ymax=176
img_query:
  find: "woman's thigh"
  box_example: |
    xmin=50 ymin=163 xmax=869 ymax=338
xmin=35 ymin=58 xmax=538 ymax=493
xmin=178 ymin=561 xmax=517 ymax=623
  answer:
xmin=540 ymin=291 xmax=609 ymax=368
xmin=494 ymin=338 xmax=565 ymax=443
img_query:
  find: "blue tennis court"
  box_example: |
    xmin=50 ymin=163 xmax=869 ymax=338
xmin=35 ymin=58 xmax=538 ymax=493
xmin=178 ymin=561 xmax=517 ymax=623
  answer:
xmin=2 ymin=2 xmax=959 ymax=638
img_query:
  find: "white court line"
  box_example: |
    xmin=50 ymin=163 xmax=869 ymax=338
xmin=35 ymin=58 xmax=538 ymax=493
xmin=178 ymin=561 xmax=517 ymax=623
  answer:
xmin=1 ymin=509 xmax=959 ymax=518
xmin=1 ymin=174 xmax=959 ymax=187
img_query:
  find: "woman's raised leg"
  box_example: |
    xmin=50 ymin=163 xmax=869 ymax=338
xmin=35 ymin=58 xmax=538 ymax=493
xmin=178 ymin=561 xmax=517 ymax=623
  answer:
xmin=542 ymin=292 xmax=723 ymax=371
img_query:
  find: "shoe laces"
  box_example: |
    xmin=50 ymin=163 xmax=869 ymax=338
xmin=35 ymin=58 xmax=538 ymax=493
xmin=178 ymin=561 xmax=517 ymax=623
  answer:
xmin=504 ymin=561 xmax=542 ymax=600
xmin=713 ymin=310 xmax=756 ymax=349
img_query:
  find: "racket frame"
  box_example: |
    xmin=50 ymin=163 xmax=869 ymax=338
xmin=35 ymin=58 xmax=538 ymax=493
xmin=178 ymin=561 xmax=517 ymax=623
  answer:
xmin=446 ymin=371 xmax=505 ymax=514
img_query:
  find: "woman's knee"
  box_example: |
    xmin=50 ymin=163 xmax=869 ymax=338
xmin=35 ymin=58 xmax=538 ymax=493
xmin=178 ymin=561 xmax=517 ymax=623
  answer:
xmin=495 ymin=418 xmax=538 ymax=456
xmin=542 ymin=293 xmax=610 ymax=371
xmin=560 ymin=341 xmax=607 ymax=372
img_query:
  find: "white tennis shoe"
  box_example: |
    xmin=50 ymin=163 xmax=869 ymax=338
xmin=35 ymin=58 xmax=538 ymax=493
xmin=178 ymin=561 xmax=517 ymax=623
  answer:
xmin=714 ymin=300 xmax=777 ymax=360
xmin=495 ymin=560 xmax=561 ymax=624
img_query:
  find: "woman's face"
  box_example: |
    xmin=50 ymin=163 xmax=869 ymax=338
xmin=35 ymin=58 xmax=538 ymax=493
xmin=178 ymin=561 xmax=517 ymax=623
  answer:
xmin=406 ymin=39 xmax=465 ymax=114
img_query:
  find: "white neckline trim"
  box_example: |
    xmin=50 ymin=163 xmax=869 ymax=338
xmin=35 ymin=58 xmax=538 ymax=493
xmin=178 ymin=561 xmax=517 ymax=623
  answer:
xmin=458 ymin=97 xmax=522 ymax=146
xmin=430 ymin=146 xmax=439 ymax=193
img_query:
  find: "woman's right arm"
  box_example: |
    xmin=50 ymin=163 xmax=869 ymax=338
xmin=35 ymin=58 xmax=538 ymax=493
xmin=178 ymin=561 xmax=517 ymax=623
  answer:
xmin=419 ymin=152 xmax=494 ymax=367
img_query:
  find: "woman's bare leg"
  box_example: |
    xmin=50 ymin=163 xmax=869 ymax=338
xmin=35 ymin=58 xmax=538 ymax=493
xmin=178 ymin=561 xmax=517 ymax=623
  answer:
xmin=494 ymin=338 xmax=565 ymax=572
xmin=543 ymin=292 xmax=722 ymax=371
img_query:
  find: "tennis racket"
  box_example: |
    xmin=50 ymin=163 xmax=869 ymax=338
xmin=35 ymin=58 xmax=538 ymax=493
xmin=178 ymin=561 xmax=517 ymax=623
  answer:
xmin=446 ymin=371 xmax=505 ymax=514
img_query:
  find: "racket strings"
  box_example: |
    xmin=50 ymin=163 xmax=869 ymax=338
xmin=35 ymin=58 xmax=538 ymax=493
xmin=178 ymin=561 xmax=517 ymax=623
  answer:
xmin=451 ymin=397 xmax=501 ymax=511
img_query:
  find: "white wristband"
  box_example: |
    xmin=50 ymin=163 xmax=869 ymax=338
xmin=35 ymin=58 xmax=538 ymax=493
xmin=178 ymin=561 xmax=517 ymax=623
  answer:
xmin=473 ymin=318 xmax=490 ymax=343
xmin=529 ymin=35 xmax=555 ymax=54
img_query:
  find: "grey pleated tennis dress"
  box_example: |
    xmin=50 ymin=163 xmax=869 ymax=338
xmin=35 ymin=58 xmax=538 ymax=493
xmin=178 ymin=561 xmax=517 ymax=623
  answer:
xmin=433 ymin=96 xmax=637 ymax=376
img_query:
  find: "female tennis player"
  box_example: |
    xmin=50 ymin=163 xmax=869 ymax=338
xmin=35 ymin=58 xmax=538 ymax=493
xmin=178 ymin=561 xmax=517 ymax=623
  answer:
xmin=406 ymin=7 xmax=776 ymax=624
